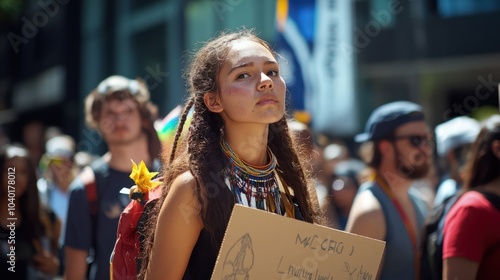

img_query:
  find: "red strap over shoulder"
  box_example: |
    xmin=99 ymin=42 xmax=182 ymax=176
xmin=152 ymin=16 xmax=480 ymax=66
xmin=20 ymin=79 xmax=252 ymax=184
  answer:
xmin=145 ymin=180 xmax=163 ymax=202
xmin=80 ymin=166 xmax=98 ymax=216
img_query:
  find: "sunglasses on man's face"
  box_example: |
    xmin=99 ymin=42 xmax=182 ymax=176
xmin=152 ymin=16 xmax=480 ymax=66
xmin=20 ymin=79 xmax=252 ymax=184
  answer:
xmin=388 ymin=135 xmax=433 ymax=148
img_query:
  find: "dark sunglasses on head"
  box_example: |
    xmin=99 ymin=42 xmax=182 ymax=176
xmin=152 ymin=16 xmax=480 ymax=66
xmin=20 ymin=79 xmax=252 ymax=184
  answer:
xmin=388 ymin=135 xmax=433 ymax=148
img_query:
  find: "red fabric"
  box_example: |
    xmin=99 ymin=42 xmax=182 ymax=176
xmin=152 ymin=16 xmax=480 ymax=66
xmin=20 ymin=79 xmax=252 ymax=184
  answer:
xmin=111 ymin=186 xmax=162 ymax=280
xmin=443 ymin=191 xmax=500 ymax=279
xmin=111 ymin=199 xmax=143 ymax=280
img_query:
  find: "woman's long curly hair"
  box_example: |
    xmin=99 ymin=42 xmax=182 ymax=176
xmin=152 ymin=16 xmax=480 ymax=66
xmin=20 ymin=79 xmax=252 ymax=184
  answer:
xmin=463 ymin=115 xmax=500 ymax=190
xmin=0 ymin=144 xmax=56 ymax=248
xmin=139 ymin=29 xmax=318 ymax=278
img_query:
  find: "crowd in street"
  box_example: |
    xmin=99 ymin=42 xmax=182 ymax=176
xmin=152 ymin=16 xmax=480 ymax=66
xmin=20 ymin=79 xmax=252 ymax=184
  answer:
xmin=1 ymin=29 xmax=499 ymax=280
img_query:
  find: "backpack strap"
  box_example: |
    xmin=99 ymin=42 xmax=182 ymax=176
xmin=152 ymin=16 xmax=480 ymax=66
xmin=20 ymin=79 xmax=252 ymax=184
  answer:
xmin=80 ymin=158 xmax=108 ymax=260
xmin=83 ymin=174 xmax=98 ymax=220
xmin=80 ymin=165 xmax=98 ymax=229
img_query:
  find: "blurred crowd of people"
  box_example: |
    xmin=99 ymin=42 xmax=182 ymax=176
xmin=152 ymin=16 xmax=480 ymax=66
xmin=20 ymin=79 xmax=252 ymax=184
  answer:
xmin=1 ymin=75 xmax=161 ymax=280
xmin=1 ymin=31 xmax=499 ymax=280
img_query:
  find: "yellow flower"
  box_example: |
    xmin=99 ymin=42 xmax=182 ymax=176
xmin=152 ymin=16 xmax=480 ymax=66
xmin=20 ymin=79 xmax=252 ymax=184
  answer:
xmin=129 ymin=160 xmax=161 ymax=195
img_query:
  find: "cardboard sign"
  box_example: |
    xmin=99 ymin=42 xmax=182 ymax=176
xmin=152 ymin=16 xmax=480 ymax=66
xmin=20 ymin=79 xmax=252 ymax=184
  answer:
xmin=211 ymin=205 xmax=385 ymax=280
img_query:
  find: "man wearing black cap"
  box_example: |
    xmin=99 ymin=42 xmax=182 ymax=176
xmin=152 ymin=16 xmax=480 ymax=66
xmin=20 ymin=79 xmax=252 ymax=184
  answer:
xmin=346 ymin=101 xmax=432 ymax=280
xmin=64 ymin=76 xmax=161 ymax=280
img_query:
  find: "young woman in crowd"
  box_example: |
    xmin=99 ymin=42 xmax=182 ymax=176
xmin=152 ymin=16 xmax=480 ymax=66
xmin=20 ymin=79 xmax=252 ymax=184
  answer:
xmin=140 ymin=29 xmax=318 ymax=279
xmin=443 ymin=115 xmax=500 ymax=280
xmin=0 ymin=144 xmax=60 ymax=279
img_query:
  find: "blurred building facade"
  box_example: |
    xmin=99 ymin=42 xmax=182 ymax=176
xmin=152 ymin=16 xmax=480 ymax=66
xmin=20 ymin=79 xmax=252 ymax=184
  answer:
xmin=0 ymin=0 xmax=499 ymax=153
xmin=355 ymin=0 xmax=500 ymax=128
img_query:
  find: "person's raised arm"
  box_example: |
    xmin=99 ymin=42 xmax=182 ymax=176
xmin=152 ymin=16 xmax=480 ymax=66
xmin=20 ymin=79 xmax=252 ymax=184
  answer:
xmin=145 ymin=171 xmax=203 ymax=280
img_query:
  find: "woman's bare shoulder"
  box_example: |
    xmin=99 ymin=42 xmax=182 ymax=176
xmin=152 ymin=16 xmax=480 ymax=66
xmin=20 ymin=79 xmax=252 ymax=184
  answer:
xmin=160 ymin=170 xmax=201 ymax=217
xmin=172 ymin=170 xmax=197 ymax=187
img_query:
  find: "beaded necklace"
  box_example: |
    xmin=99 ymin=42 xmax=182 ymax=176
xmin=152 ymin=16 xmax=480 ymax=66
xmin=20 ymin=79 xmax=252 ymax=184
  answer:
xmin=220 ymin=139 xmax=287 ymax=215
xmin=220 ymin=139 xmax=276 ymax=176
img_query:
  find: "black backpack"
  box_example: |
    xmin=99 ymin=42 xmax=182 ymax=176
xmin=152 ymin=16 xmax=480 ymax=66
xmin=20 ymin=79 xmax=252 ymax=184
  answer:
xmin=420 ymin=190 xmax=500 ymax=280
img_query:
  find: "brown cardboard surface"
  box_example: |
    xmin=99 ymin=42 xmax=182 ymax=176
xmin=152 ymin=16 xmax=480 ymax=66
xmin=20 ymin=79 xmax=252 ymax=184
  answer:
xmin=211 ymin=205 xmax=385 ymax=280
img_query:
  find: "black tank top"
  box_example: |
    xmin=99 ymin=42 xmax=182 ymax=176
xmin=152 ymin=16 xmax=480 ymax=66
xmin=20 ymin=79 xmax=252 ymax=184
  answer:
xmin=182 ymin=229 xmax=218 ymax=280
xmin=182 ymin=202 xmax=304 ymax=279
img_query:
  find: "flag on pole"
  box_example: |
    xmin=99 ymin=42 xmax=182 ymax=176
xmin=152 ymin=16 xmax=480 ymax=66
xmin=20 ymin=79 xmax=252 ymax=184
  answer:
xmin=275 ymin=0 xmax=358 ymax=136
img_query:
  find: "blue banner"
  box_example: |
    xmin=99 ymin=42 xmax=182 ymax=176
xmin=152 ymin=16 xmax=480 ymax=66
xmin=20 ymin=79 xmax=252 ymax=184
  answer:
xmin=275 ymin=0 xmax=358 ymax=136
xmin=275 ymin=0 xmax=316 ymax=111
